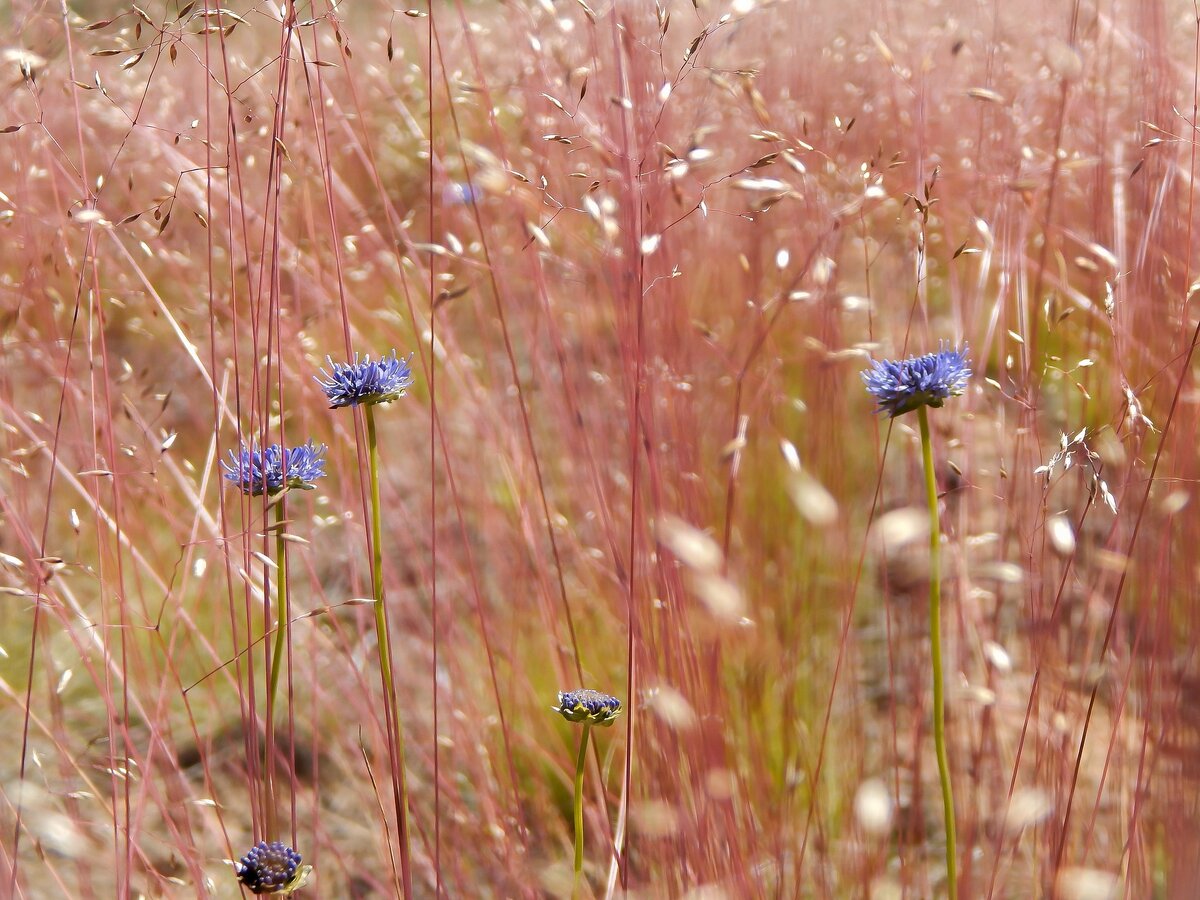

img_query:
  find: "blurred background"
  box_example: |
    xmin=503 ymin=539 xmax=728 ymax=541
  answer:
xmin=0 ymin=0 xmax=1198 ymax=896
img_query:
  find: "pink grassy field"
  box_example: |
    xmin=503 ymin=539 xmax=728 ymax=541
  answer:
xmin=1 ymin=0 xmax=1199 ymax=896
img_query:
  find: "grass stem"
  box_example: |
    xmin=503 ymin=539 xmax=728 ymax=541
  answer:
xmin=264 ymin=497 xmax=288 ymax=839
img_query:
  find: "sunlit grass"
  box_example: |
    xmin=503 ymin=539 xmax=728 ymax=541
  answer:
xmin=0 ymin=0 xmax=1198 ymax=896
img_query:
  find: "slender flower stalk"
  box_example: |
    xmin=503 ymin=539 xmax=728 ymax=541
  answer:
xmin=267 ymin=499 xmax=289 ymax=725
xmin=264 ymin=497 xmax=288 ymax=839
xmin=316 ymin=350 xmax=414 ymax=896
xmin=862 ymin=343 xmax=969 ymax=900
xmin=554 ymin=689 xmax=621 ymax=893
xmin=918 ymin=404 xmax=956 ymax=899
xmin=573 ymin=722 xmax=591 ymax=879
xmin=366 ymin=403 xmax=413 ymax=898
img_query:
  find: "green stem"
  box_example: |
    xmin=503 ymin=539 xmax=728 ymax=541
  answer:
xmin=367 ymin=405 xmax=413 ymax=898
xmin=918 ymin=405 xmax=957 ymax=899
xmin=265 ymin=497 xmax=288 ymax=840
xmin=268 ymin=499 xmax=288 ymax=724
xmin=573 ymin=723 xmax=592 ymax=892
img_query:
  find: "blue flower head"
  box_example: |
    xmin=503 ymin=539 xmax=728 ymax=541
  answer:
xmin=221 ymin=441 xmax=327 ymax=496
xmin=861 ymin=342 xmax=971 ymax=418
xmin=315 ymin=350 xmax=414 ymax=409
xmin=235 ymin=840 xmax=309 ymax=894
xmin=554 ymin=689 xmax=622 ymax=727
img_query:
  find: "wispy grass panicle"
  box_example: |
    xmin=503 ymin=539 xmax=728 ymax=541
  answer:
xmin=235 ymin=840 xmax=309 ymax=895
xmin=314 ymin=350 xmax=414 ymax=409
xmin=221 ymin=441 xmax=327 ymax=496
xmin=861 ymin=342 xmax=971 ymax=418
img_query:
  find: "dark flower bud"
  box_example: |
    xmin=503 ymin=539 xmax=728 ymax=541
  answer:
xmin=554 ymin=689 xmax=622 ymax=727
xmin=235 ymin=840 xmax=307 ymax=895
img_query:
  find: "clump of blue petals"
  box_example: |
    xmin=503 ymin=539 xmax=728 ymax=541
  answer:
xmin=554 ymin=689 xmax=622 ymax=727
xmin=221 ymin=441 xmax=327 ymax=496
xmin=235 ymin=840 xmax=303 ymax=894
xmin=861 ymin=343 xmax=971 ymax=418
xmin=314 ymin=350 xmax=414 ymax=409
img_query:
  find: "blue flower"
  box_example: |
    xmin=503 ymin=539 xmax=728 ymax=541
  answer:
xmin=314 ymin=350 xmax=414 ymax=409
xmin=221 ymin=441 xmax=327 ymax=496
xmin=554 ymin=689 xmax=622 ymax=727
xmin=443 ymin=181 xmax=479 ymax=205
xmin=235 ymin=840 xmax=306 ymax=894
xmin=861 ymin=343 xmax=971 ymax=418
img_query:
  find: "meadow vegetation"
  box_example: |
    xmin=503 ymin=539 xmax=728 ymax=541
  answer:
xmin=1 ymin=0 xmax=1199 ymax=896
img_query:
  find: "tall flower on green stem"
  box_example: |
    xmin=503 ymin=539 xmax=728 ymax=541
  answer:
xmin=316 ymin=349 xmax=414 ymax=897
xmin=224 ymin=440 xmax=326 ymax=840
xmin=554 ymin=689 xmax=621 ymax=893
xmin=862 ymin=343 xmax=970 ymax=900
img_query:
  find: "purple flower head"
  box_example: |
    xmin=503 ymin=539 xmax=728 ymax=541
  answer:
xmin=314 ymin=350 xmax=414 ymax=409
xmin=861 ymin=342 xmax=971 ymax=418
xmin=221 ymin=441 xmax=327 ymax=496
xmin=554 ymin=689 xmax=622 ymax=727
xmin=235 ymin=840 xmax=304 ymax=894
